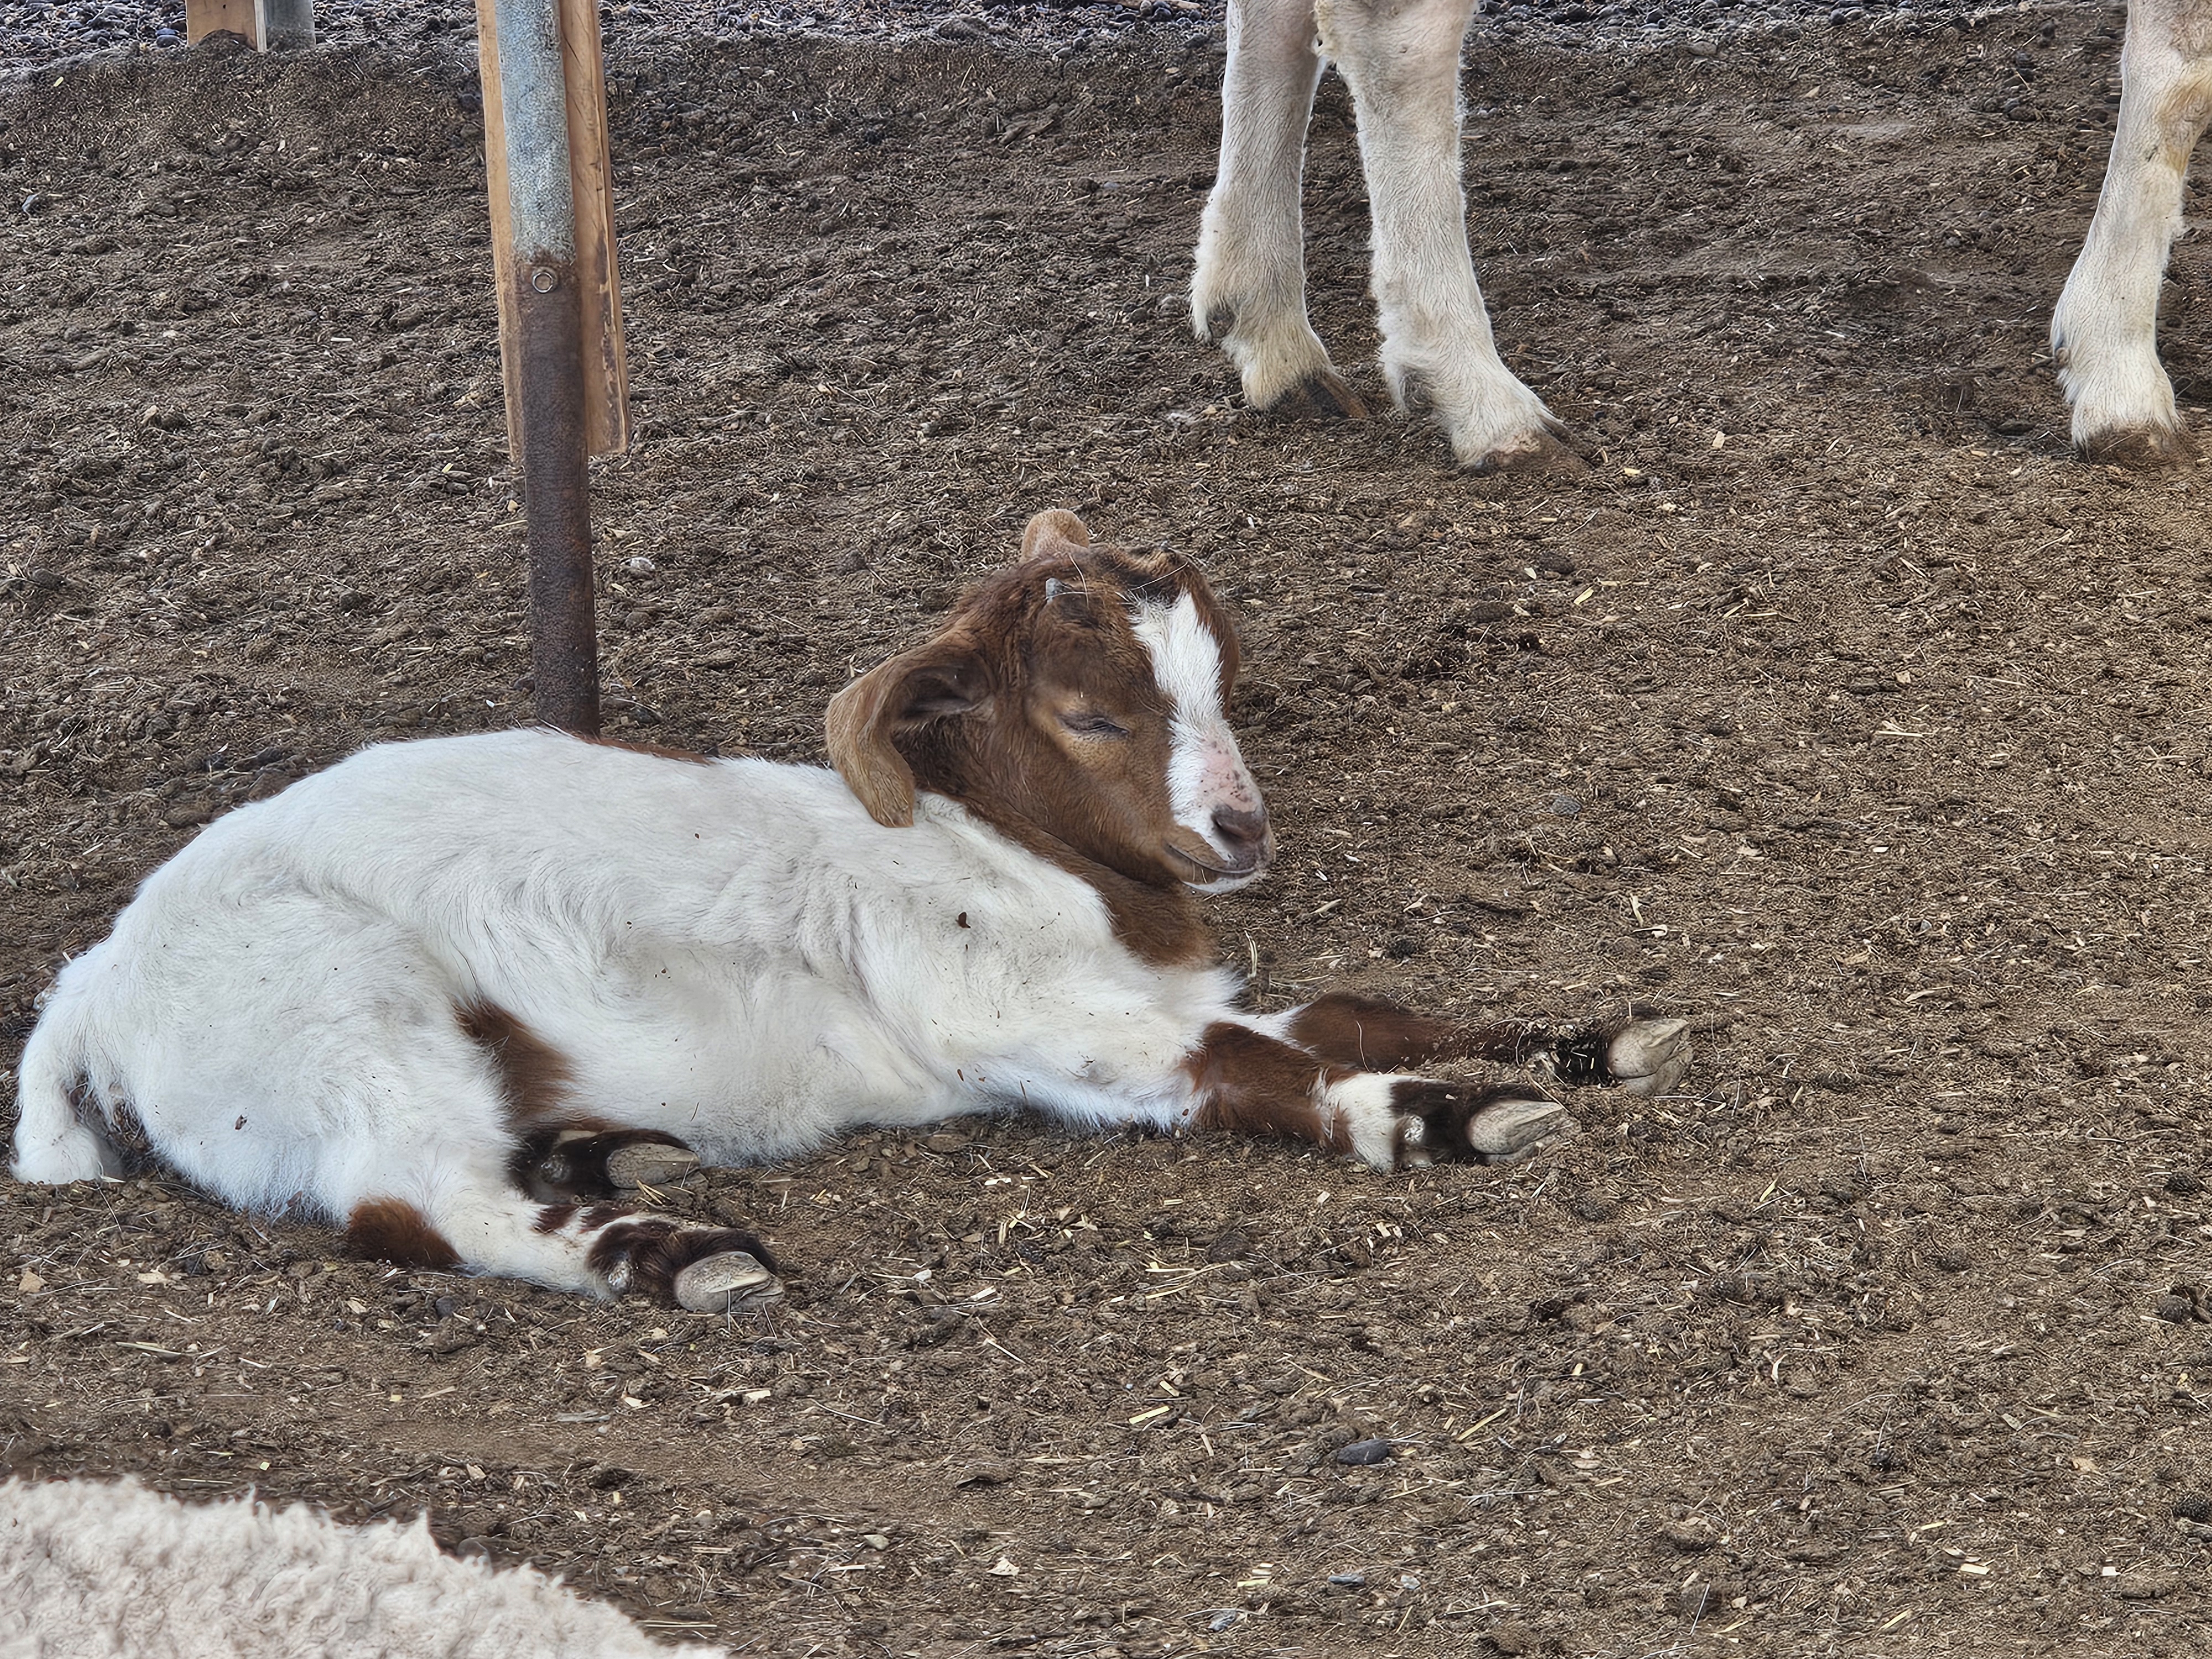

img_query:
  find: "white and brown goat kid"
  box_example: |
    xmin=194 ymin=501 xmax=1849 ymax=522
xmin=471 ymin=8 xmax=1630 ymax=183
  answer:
xmin=1194 ymin=0 xmax=1573 ymax=471
xmin=2054 ymin=0 xmax=2212 ymax=462
xmin=9 ymin=512 xmax=1689 ymax=1311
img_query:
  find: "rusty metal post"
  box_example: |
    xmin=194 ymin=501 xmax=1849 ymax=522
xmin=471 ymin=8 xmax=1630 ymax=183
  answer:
xmin=480 ymin=0 xmax=599 ymax=735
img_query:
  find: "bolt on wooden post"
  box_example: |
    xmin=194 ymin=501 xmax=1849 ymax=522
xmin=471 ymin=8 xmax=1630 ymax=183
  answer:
xmin=477 ymin=0 xmax=629 ymax=737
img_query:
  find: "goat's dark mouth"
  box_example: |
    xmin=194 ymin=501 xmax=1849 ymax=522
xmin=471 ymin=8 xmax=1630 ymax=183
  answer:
xmin=1165 ymin=842 xmax=1262 ymax=882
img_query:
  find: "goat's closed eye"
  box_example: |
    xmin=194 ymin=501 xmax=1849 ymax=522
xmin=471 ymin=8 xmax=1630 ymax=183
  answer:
xmin=1059 ymin=711 xmax=1129 ymax=739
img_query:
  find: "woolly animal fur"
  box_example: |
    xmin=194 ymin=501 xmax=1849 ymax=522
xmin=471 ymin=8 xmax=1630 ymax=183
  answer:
xmin=0 ymin=1477 xmax=725 ymax=1659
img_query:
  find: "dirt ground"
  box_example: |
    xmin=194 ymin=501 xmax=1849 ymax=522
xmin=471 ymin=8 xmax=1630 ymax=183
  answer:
xmin=3 ymin=4 xmax=2210 ymax=1656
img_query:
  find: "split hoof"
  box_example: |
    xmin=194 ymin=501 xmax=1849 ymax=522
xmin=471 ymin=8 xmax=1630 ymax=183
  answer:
xmin=604 ymin=1141 xmax=702 ymax=1191
xmin=1465 ymin=1096 xmax=1574 ymax=1165
xmin=1274 ymin=371 xmax=1369 ymax=422
xmin=1463 ymin=428 xmax=1588 ymax=477
xmin=674 ymin=1251 xmax=783 ymax=1314
xmin=1606 ymin=1016 xmax=1693 ymax=1098
xmin=2079 ymin=422 xmax=2197 ymax=468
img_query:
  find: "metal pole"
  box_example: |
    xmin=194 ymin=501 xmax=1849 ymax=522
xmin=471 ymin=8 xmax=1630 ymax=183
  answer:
xmin=486 ymin=0 xmax=599 ymax=736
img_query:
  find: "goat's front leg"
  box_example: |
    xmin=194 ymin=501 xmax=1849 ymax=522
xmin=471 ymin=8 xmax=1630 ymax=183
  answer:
xmin=1279 ymin=993 xmax=1692 ymax=1097
xmin=1193 ymin=0 xmax=1368 ymax=419
xmin=1186 ymin=1020 xmax=1566 ymax=1168
xmin=1316 ymin=0 xmax=1572 ymax=471
xmin=2052 ymin=0 xmax=2212 ymax=464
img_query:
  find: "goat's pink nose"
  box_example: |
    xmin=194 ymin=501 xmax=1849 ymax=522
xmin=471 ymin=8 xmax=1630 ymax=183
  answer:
xmin=1212 ymin=806 xmax=1270 ymax=856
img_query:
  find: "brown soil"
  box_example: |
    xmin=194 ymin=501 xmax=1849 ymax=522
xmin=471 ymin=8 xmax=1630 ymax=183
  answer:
xmin=3 ymin=12 xmax=2210 ymax=1659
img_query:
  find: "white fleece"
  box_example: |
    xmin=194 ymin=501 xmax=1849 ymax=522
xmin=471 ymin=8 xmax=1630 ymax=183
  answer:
xmin=0 ymin=1477 xmax=724 ymax=1659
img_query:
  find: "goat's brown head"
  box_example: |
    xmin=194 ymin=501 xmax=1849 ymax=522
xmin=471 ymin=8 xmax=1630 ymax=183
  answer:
xmin=827 ymin=510 xmax=1273 ymax=893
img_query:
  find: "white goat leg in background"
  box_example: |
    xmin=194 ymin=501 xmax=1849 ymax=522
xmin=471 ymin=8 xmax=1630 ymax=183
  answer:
xmin=1193 ymin=0 xmax=1368 ymax=416
xmin=2053 ymin=0 xmax=2212 ymax=463
xmin=1317 ymin=0 xmax=1567 ymax=470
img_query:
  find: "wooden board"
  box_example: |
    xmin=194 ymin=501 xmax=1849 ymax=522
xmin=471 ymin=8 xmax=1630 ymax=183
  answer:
xmin=476 ymin=0 xmax=629 ymax=460
xmin=184 ymin=0 xmax=260 ymax=46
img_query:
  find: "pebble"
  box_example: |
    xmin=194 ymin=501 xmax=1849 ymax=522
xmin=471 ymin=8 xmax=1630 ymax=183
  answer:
xmin=2174 ymin=1492 xmax=2212 ymax=1523
xmin=1327 ymin=1572 xmax=1366 ymax=1588
xmin=1548 ymin=793 xmax=1583 ymax=817
xmin=1334 ymin=1438 xmax=1394 ymax=1466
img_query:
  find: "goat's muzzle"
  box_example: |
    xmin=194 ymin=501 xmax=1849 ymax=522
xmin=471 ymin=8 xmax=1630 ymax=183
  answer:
xmin=1164 ymin=806 xmax=1275 ymax=890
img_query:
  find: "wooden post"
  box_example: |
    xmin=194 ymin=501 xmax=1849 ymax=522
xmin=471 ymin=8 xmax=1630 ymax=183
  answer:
xmin=184 ymin=0 xmax=260 ymax=46
xmin=183 ymin=0 xmax=315 ymax=50
xmin=476 ymin=0 xmax=629 ymax=737
xmin=479 ymin=0 xmax=628 ymax=462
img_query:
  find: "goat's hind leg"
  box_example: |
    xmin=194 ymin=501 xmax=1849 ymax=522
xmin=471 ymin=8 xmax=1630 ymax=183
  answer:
xmin=1194 ymin=0 xmax=1368 ymax=419
xmin=2053 ymin=0 xmax=2212 ymax=464
xmin=1317 ymin=0 xmax=1572 ymax=471
xmin=346 ymin=1156 xmax=781 ymax=1313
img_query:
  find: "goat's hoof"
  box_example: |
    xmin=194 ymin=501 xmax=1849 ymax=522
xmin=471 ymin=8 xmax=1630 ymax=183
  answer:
xmin=604 ymin=1142 xmax=702 ymax=1191
xmin=1464 ymin=1096 xmax=1574 ymax=1165
xmin=674 ymin=1251 xmax=783 ymax=1313
xmin=1275 ymin=370 xmax=1369 ymax=422
xmin=2078 ymin=422 xmax=2197 ymax=468
xmin=1463 ymin=428 xmax=1587 ymax=476
xmin=1606 ymin=1016 xmax=1693 ymax=1098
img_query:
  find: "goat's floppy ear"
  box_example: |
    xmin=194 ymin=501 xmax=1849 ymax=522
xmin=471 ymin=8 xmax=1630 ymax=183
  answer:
xmin=825 ymin=640 xmax=989 ymax=828
xmin=1021 ymin=508 xmax=1091 ymax=560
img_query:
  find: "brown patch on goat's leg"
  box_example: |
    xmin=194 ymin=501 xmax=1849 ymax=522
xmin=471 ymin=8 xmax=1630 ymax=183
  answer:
xmin=347 ymin=1197 xmax=461 ymax=1269
xmin=1284 ymin=994 xmax=1474 ymax=1070
xmin=1185 ymin=1021 xmax=1349 ymax=1150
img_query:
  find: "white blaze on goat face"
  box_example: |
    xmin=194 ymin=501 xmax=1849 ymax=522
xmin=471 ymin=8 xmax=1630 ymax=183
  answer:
xmin=1130 ymin=591 xmax=1272 ymax=892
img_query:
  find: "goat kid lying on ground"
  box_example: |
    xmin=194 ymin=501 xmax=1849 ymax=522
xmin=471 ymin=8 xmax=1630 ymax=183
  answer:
xmin=2054 ymin=0 xmax=2212 ymax=463
xmin=1194 ymin=0 xmax=1575 ymax=472
xmin=10 ymin=511 xmax=1689 ymax=1311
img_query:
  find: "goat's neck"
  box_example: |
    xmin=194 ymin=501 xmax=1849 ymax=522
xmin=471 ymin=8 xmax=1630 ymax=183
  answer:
xmin=958 ymin=797 xmax=1213 ymax=969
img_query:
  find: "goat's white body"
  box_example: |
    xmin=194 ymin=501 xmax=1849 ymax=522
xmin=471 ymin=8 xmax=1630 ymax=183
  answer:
xmin=11 ymin=733 xmax=1252 ymax=1284
xmin=0 ymin=1476 xmax=724 ymax=1659
xmin=2054 ymin=0 xmax=2212 ymax=458
xmin=1194 ymin=0 xmax=1558 ymax=468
